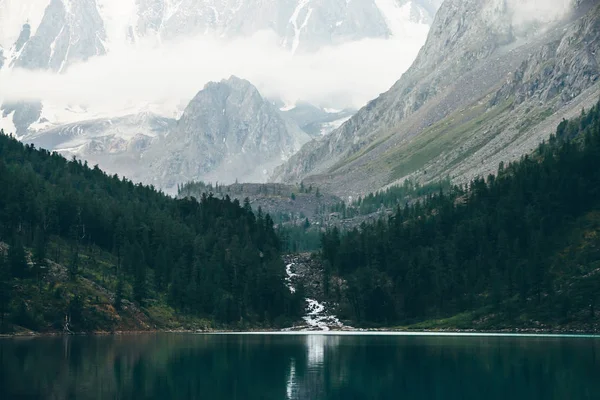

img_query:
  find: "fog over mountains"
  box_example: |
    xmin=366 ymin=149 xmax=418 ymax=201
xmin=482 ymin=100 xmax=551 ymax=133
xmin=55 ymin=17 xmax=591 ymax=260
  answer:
xmin=0 ymin=0 xmax=444 ymax=189
xmin=1 ymin=0 xmax=589 ymax=195
xmin=0 ymin=0 xmax=439 ymax=128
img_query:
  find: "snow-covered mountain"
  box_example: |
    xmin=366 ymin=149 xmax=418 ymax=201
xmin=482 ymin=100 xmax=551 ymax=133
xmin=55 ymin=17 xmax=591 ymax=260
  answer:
xmin=0 ymin=0 xmax=441 ymax=55
xmin=0 ymin=0 xmax=443 ymax=188
xmin=26 ymin=111 xmax=176 ymax=180
xmin=25 ymin=76 xmax=311 ymax=192
xmin=0 ymin=0 xmax=442 ymax=129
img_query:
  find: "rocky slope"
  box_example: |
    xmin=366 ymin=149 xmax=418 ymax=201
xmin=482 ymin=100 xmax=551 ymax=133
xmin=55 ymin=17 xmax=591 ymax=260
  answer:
xmin=26 ymin=112 xmax=176 ymax=179
xmin=0 ymin=0 xmax=444 ymax=193
xmin=179 ymin=181 xmax=342 ymax=221
xmin=281 ymin=102 xmax=355 ymax=137
xmin=1 ymin=0 xmax=108 ymax=136
xmin=10 ymin=0 xmax=106 ymax=72
xmin=272 ymin=0 xmax=600 ymax=197
xmin=23 ymin=76 xmax=309 ymax=191
xmin=140 ymin=76 xmax=310 ymax=191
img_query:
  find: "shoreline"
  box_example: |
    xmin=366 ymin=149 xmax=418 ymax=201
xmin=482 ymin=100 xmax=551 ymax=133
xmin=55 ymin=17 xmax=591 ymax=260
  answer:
xmin=2 ymin=327 xmax=599 ymax=338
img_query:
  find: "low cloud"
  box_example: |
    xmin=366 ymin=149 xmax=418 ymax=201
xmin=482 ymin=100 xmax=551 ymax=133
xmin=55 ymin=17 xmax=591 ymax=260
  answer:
xmin=508 ymin=0 xmax=574 ymax=27
xmin=0 ymin=29 xmax=427 ymax=122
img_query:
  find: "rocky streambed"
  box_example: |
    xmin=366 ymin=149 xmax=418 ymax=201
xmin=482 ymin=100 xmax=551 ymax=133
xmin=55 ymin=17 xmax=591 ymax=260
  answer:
xmin=282 ymin=254 xmax=353 ymax=331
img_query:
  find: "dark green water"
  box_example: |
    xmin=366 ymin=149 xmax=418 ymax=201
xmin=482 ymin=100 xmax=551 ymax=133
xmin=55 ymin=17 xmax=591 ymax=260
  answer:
xmin=1 ymin=333 xmax=599 ymax=399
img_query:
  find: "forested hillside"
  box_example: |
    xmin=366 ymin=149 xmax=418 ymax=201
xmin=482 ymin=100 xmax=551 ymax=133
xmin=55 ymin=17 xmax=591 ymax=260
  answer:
xmin=3 ymin=98 xmax=600 ymax=333
xmin=321 ymin=103 xmax=600 ymax=330
xmin=0 ymin=132 xmax=303 ymax=333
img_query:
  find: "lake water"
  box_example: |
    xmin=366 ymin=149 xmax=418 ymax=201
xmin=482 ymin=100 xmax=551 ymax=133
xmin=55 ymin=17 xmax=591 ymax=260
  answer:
xmin=1 ymin=333 xmax=599 ymax=399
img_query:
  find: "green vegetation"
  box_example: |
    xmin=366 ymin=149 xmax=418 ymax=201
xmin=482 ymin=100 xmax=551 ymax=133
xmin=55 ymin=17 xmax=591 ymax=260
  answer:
xmin=325 ymin=178 xmax=452 ymax=218
xmin=278 ymin=223 xmax=322 ymax=253
xmin=0 ymin=132 xmax=304 ymax=333
xmin=3 ymin=99 xmax=600 ymax=334
xmin=320 ymin=101 xmax=600 ymax=329
xmin=384 ymin=100 xmax=513 ymax=181
xmin=517 ymin=107 xmax=555 ymax=134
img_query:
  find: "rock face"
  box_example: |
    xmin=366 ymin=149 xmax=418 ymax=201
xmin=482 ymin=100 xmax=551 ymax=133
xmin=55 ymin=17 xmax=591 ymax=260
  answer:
xmin=0 ymin=0 xmax=442 ymax=134
xmin=0 ymin=0 xmax=443 ymax=187
xmin=0 ymin=0 xmax=441 ymax=67
xmin=272 ymin=0 xmax=600 ymax=197
xmin=130 ymin=0 xmax=441 ymax=52
xmin=0 ymin=0 xmax=107 ymax=136
xmin=142 ymin=76 xmax=311 ymax=191
xmin=24 ymin=76 xmax=311 ymax=192
xmin=11 ymin=0 xmax=106 ymax=72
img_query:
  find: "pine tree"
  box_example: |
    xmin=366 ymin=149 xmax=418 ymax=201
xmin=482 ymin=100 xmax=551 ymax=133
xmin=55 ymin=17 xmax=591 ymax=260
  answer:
xmin=8 ymin=238 xmax=28 ymax=279
xmin=114 ymin=274 xmax=124 ymax=311
xmin=32 ymin=227 xmax=47 ymax=291
xmin=0 ymin=253 xmax=11 ymax=333
xmin=131 ymin=243 xmax=147 ymax=304
xmin=69 ymin=246 xmax=79 ymax=281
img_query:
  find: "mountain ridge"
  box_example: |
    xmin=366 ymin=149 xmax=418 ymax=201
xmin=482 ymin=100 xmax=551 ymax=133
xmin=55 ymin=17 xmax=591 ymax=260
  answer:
xmin=272 ymin=0 xmax=600 ymax=197
xmin=141 ymin=76 xmax=311 ymax=191
xmin=24 ymin=76 xmax=311 ymax=192
xmin=0 ymin=0 xmax=441 ymax=137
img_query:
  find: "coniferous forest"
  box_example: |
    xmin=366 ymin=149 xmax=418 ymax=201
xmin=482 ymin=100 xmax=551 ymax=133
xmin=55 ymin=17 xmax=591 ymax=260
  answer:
xmin=2 ymin=102 xmax=600 ymax=332
xmin=0 ymin=131 xmax=304 ymax=332
xmin=321 ymin=103 xmax=600 ymax=327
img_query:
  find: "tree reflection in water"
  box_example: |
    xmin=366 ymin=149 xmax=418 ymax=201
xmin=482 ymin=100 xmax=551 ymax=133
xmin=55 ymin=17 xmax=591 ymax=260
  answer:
xmin=1 ymin=333 xmax=599 ymax=400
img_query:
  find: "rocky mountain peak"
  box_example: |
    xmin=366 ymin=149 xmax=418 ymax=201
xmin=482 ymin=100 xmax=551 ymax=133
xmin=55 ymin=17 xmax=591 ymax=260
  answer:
xmin=142 ymin=76 xmax=311 ymax=191
xmin=177 ymin=75 xmax=274 ymax=144
xmin=13 ymin=23 xmax=31 ymax=53
xmin=12 ymin=0 xmax=106 ymax=72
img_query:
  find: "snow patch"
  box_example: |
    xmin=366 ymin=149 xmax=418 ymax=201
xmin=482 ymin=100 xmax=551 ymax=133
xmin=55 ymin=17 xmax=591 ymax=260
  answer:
xmin=54 ymin=142 xmax=87 ymax=154
xmin=320 ymin=115 xmax=351 ymax=136
xmin=280 ymin=103 xmax=297 ymax=111
xmin=288 ymin=0 xmax=312 ymax=54
xmin=374 ymin=0 xmax=430 ymax=39
xmin=97 ymin=0 xmax=138 ymax=51
xmin=49 ymin=25 xmax=66 ymax=65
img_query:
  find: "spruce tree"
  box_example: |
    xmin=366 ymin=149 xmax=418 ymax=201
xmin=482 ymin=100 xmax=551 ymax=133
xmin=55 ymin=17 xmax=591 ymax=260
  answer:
xmin=0 ymin=253 xmax=11 ymax=333
xmin=8 ymin=238 xmax=28 ymax=279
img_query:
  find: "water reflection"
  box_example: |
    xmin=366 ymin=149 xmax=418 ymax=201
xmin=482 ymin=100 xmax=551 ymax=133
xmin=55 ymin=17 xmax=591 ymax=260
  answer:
xmin=287 ymin=335 xmax=339 ymax=399
xmin=1 ymin=334 xmax=599 ymax=399
xmin=306 ymin=334 xmax=328 ymax=366
xmin=286 ymin=357 xmax=297 ymax=399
